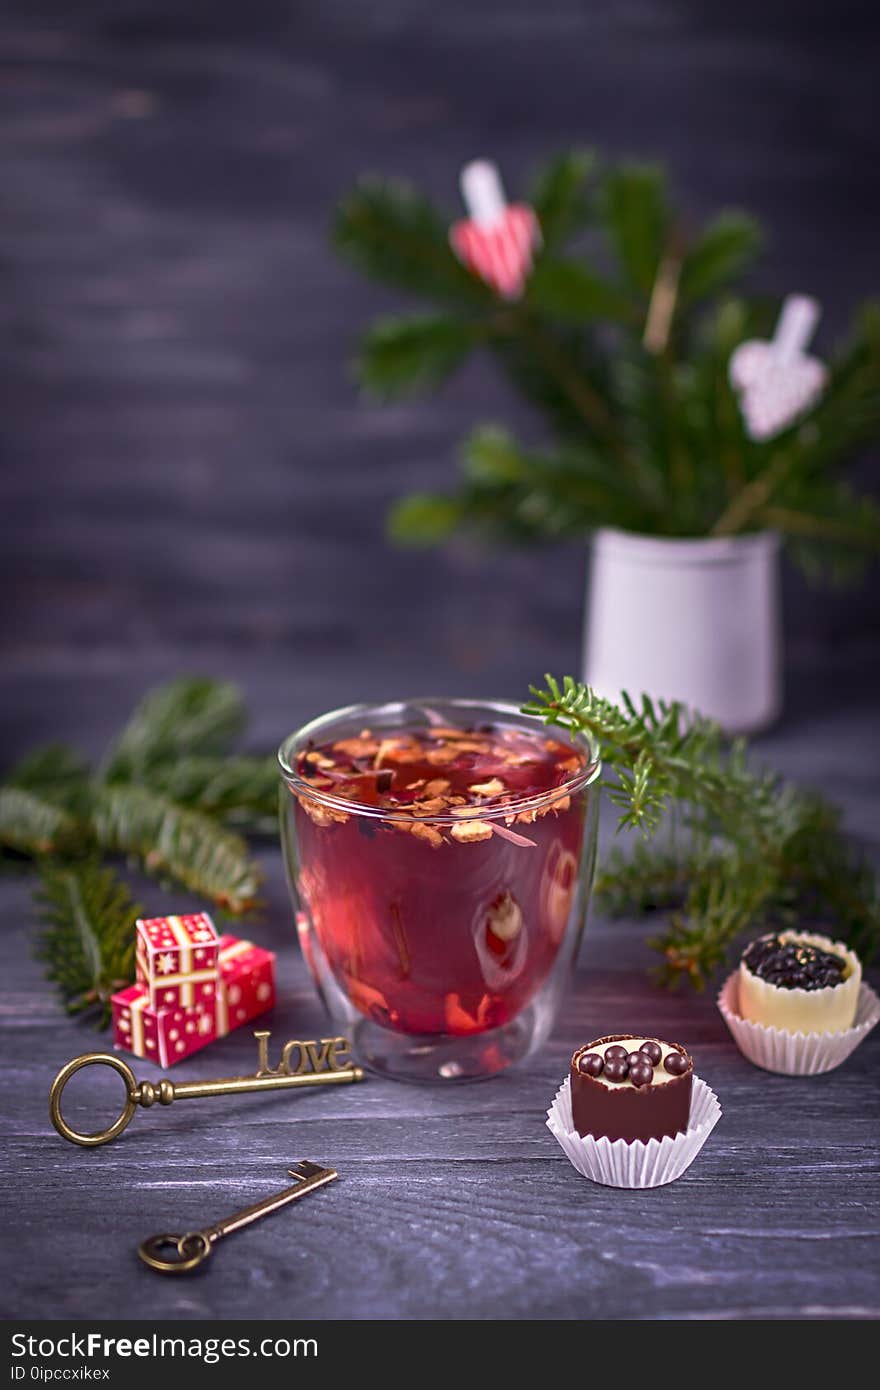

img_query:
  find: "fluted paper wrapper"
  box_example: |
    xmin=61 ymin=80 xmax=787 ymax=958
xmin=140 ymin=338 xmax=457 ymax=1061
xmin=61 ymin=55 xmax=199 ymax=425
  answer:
xmin=718 ymin=973 xmax=880 ymax=1075
xmin=547 ymin=1074 xmax=721 ymax=1189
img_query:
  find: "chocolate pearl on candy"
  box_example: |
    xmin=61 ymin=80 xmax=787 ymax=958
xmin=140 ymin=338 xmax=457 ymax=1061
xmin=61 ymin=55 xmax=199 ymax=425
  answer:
xmin=628 ymin=1062 xmax=654 ymax=1088
xmin=603 ymin=1057 xmax=629 ymax=1082
xmin=639 ymin=1040 xmax=662 ymax=1066
xmin=604 ymin=1045 xmax=628 ymax=1062
xmin=627 ymin=1051 xmax=647 ymax=1069
xmin=663 ymin=1050 xmax=689 ymax=1076
xmin=577 ymin=1051 xmax=604 ymax=1077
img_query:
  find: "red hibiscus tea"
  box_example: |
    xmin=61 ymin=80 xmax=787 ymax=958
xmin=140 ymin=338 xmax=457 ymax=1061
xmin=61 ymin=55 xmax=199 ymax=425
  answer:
xmin=279 ymin=701 xmax=600 ymax=1080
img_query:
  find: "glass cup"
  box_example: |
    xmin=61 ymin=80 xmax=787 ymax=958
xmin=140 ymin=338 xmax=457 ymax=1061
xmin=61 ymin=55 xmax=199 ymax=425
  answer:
xmin=278 ymin=698 xmax=600 ymax=1082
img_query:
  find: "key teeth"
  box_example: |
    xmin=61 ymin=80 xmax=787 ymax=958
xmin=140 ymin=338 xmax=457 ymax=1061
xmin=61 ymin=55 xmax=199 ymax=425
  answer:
xmin=289 ymin=1160 xmax=321 ymax=1179
xmin=288 ymin=1160 xmax=337 ymax=1183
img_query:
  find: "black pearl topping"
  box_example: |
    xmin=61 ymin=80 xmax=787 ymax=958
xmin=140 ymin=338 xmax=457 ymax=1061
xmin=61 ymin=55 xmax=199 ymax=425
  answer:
xmin=603 ymin=1056 xmax=629 ymax=1082
xmin=663 ymin=1050 xmax=689 ymax=1076
xmin=577 ymin=1051 xmax=604 ymax=1077
xmin=575 ymin=1038 xmax=691 ymax=1086
xmin=741 ymin=935 xmax=847 ymax=992
xmin=629 ymin=1062 xmax=654 ymax=1088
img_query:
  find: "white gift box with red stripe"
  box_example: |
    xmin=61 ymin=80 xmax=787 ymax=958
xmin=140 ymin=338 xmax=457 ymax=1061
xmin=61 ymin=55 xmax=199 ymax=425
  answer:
xmin=135 ymin=911 xmax=220 ymax=1011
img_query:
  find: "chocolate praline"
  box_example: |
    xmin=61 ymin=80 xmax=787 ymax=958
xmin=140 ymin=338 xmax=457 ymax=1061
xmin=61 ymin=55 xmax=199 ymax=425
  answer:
xmin=569 ymin=1033 xmax=694 ymax=1144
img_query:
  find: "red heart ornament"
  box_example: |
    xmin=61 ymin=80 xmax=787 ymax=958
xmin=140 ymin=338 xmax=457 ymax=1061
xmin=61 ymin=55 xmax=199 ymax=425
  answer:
xmin=450 ymin=159 xmax=541 ymax=300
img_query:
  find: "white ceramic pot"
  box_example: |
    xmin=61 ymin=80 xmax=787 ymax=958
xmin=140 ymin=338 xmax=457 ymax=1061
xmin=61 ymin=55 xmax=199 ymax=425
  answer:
xmin=583 ymin=528 xmax=782 ymax=734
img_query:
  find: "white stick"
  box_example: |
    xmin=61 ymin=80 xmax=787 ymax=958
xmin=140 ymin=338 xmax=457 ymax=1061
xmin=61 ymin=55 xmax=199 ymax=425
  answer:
xmin=460 ymin=160 xmax=508 ymax=228
xmin=773 ymin=294 xmax=821 ymax=363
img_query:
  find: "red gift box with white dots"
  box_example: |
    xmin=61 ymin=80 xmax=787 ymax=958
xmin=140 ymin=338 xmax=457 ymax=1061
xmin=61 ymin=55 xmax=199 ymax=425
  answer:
xmin=113 ymin=933 xmax=276 ymax=1068
xmin=135 ymin=911 xmax=220 ymax=1011
xmin=111 ymin=984 xmax=219 ymax=1068
xmin=215 ymin=934 xmax=276 ymax=1033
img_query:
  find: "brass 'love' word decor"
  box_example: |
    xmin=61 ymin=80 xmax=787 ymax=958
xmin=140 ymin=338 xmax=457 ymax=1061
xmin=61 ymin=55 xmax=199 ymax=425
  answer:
xmin=49 ymin=1031 xmax=364 ymax=1147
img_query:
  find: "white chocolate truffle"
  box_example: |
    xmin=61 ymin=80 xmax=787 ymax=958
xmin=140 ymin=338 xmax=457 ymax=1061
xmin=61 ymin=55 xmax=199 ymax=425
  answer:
xmin=738 ymin=931 xmax=861 ymax=1036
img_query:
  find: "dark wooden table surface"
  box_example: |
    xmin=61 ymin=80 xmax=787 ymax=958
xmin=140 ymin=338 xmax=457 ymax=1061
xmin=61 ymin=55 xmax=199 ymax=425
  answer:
xmin=1 ymin=667 xmax=878 ymax=1322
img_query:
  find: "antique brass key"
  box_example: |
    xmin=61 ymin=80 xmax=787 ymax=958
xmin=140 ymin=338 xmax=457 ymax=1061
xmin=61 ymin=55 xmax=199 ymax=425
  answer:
xmin=49 ymin=1031 xmax=364 ymax=1147
xmin=139 ymin=1161 xmax=338 ymax=1274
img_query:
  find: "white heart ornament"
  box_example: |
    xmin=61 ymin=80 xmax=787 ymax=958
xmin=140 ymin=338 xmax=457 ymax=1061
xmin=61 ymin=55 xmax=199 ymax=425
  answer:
xmin=729 ymin=295 xmax=827 ymax=441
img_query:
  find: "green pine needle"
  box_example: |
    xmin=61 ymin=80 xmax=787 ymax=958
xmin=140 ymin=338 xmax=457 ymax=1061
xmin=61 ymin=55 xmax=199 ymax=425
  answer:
xmin=525 ymin=675 xmax=880 ymax=987
xmin=599 ymin=163 xmax=669 ymax=296
xmin=35 ymin=860 xmax=142 ymax=1024
xmin=527 ymin=148 xmax=596 ymax=249
xmin=678 ymin=212 xmax=762 ymax=304
xmin=528 ymin=259 xmax=638 ymax=325
xmin=92 ymin=785 xmax=261 ymax=915
xmin=0 ymin=788 xmax=81 ymax=857
xmin=596 ymin=839 xmax=705 ymax=916
xmin=387 ymin=493 xmax=464 ymax=545
xmin=333 ymin=175 xmax=490 ymax=306
xmin=102 ymin=677 xmax=246 ymax=782
xmin=357 ymin=314 xmax=484 ymax=398
xmin=5 ymin=743 xmax=90 ymax=802
xmin=142 ymin=754 xmax=280 ymax=836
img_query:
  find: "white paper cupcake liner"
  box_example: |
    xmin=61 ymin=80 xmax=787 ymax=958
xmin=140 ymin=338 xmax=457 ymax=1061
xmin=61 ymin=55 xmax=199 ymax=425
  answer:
xmin=717 ymin=973 xmax=880 ymax=1075
xmin=546 ymin=1074 xmax=721 ymax=1189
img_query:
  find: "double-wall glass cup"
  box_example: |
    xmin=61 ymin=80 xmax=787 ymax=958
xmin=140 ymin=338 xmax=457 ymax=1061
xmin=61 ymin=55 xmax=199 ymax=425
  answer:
xmin=278 ymin=698 xmax=600 ymax=1082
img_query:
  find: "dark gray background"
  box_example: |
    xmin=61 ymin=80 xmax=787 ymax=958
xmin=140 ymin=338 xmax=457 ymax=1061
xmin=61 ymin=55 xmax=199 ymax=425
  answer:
xmin=1 ymin=1 xmax=879 ymax=1323
xmin=1 ymin=0 xmax=879 ymax=759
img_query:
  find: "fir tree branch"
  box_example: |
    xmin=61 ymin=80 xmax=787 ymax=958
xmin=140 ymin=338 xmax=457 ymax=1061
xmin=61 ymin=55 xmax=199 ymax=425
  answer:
xmin=333 ymin=176 xmax=490 ymax=306
xmin=710 ymin=449 xmax=796 ymax=536
xmin=356 ymin=313 xmax=486 ymax=398
xmin=35 ymin=860 xmax=141 ymax=1025
xmin=387 ymin=494 xmax=465 ymax=545
xmin=596 ymin=839 xmax=708 ymax=917
xmin=523 ymin=676 xmax=778 ymax=837
xmin=501 ymin=310 xmax=624 ymax=450
xmin=0 ymin=788 xmax=81 ymax=857
xmin=523 ymin=675 xmax=880 ymax=986
xmin=650 ymin=853 xmax=779 ymax=988
xmin=91 ymin=785 xmax=261 ymax=915
xmin=5 ymin=744 xmax=90 ymax=803
xmin=3 ymin=677 xmax=271 ymax=1028
xmin=459 ymin=425 xmax=652 ymax=529
xmin=102 ymin=677 xmax=246 ymax=782
xmin=388 ymin=424 xmax=657 ymax=544
xmin=528 ymin=259 xmax=638 ymax=326
xmin=491 ymin=314 xmax=661 ymax=507
xmin=678 ymin=212 xmax=762 ymax=305
xmin=756 ymin=501 xmax=880 ymax=548
xmin=143 ymin=755 xmax=280 ymax=835
xmin=599 ymin=164 xmax=669 ymax=296
xmin=333 ymin=149 xmax=879 ymax=561
xmin=528 ymin=148 xmax=597 ymax=249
